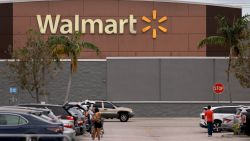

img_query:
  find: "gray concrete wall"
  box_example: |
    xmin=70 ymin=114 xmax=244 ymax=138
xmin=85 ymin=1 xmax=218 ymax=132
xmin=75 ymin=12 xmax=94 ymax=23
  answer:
xmin=1 ymin=58 xmax=250 ymax=117
xmin=0 ymin=61 xmax=107 ymax=105
xmin=115 ymin=103 xmax=250 ymax=117
xmin=107 ymin=58 xmax=250 ymax=102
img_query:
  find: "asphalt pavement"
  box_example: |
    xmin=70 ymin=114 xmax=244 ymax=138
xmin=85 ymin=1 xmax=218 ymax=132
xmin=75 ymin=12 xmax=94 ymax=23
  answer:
xmin=76 ymin=118 xmax=250 ymax=141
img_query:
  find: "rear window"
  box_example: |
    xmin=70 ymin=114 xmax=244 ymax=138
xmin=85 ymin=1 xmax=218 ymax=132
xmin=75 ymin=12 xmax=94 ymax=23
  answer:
xmin=19 ymin=105 xmax=69 ymax=117
xmin=46 ymin=106 xmax=69 ymax=116
xmin=94 ymin=102 xmax=102 ymax=108
xmin=213 ymin=107 xmax=237 ymax=114
xmin=104 ymin=102 xmax=114 ymax=109
xmin=19 ymin=105 xmax=42 ymax=109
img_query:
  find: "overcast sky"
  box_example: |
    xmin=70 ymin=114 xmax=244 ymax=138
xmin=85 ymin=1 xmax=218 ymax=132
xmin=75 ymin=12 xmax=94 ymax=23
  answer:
xmin=174 ymin=0 xmax=250 ymax=15
xmin=0 ymin=0 xmax=249 ymax=15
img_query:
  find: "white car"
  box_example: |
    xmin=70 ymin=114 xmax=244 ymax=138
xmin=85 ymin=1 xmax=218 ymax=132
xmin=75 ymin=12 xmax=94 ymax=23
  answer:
xmin=221 ymin=106 xmax=250 ymax=131
xmin=82 ymin=100 xmax=135 ymax=122
xmin=200 ymin=106 xmax=243 ymax=132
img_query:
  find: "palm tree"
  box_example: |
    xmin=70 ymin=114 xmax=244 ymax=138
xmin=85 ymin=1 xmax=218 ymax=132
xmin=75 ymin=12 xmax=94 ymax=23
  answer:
xmin=48 ymin=32 xmax=99 ymax=104
xmin=198 ymin=15 xmax=250 ymax=103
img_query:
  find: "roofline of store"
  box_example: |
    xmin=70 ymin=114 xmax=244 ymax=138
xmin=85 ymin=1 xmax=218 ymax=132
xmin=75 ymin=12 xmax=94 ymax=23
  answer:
xmin=0 ymin=0 xmax=242 ymax=9
xmin=0 ymin=57 xmax=230 ymax=62
xmin=107 ymin=57 xmax=229 ymax=59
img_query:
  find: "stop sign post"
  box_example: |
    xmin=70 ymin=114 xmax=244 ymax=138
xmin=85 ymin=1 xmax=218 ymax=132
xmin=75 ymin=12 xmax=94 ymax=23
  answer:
xmin=213 ymin=83 xmax=224 ymax=103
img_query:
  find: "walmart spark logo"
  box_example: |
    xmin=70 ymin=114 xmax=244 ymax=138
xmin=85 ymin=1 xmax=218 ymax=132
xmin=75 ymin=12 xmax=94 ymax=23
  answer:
xmin=142 ymin=10 xmax=168 ymax=39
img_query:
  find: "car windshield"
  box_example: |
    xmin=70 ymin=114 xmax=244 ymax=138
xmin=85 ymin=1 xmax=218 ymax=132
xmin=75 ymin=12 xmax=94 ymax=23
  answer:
xmin=46 ymin=106 xmax=69 ymax=117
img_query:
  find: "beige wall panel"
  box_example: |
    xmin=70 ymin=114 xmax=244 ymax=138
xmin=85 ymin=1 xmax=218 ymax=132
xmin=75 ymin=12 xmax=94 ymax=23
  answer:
xmin=188 ymin=34 xmax=206 ymax=52
xmin=49 ymin=0 xmax=84 ymax=16
xmin=119 ymin=1 xmax=153 ymax=16
xmin=13 ymin=17 xmax=30 ymax=35
xmin=155 ymin=34 xmax=188 ymax=51
xmin=84 ymin=0 xmax=118 ymax=16
xmin=155 ymin=2 xmax=188 ymax=16
xmin=83 ymin=34 xmax=119 ymax=52
xmin=13 ymin=1 xmax=49 ymax=16
xmin=172 ymin=17 xmax=206 ymax=33
xmin=119 ymin=34 xmax=154 ymax=52
xmin=188 ymin=4 xmax=206 ymax=16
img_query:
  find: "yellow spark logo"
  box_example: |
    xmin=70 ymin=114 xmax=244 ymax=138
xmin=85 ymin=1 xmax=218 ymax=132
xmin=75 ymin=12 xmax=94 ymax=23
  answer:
xmin=142 ymin=10 xmax=168 ymax=39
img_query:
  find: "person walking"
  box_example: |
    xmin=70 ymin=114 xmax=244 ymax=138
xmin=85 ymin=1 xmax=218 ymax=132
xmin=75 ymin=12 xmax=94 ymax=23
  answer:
xmin=205 ymin=105 xmax=214 ymax=137
xmin=241 ymin=112 xmax=247 ymax=134
xmin=83 ymin=106 xmax=94 ymax=133
xmin=92 ymin=107 xmax=102 ymax=141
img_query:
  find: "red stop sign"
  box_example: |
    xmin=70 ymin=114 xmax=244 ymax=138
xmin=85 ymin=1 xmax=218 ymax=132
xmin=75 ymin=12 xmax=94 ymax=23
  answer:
xmin=213 ymin=83 xmax=224 ymax=94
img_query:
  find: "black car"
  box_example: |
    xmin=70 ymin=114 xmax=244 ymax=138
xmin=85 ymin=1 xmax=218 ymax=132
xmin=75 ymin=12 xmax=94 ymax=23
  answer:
xmin=0 ymin=109 xmax=63 ymax=141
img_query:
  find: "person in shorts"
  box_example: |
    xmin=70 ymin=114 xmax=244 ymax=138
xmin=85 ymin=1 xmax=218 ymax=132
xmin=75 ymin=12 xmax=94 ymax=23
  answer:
xmin=92 ymin=107 xmax=102 ymax=140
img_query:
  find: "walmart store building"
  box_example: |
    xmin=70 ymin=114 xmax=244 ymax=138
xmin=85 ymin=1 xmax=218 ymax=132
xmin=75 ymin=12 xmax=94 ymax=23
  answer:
xmin=0 ymin=0 xmax=250 ymax=117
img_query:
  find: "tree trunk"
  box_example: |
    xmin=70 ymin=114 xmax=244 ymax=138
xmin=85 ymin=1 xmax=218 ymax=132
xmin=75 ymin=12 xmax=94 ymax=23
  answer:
xmin=64 ymin=72 xmax=72 ymax=104
xmin=227 ymin=50 xmax=232 ymax=104
xmin=42 ymin=66 xmax=48 ymax=103
xmin=36 ymin=87 xmax=39 ymax=103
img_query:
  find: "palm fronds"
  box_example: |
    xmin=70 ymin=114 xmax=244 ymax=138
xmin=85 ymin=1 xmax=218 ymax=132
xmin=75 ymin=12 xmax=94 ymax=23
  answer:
xmin=198 ymin=36 xmax=226 ymax=48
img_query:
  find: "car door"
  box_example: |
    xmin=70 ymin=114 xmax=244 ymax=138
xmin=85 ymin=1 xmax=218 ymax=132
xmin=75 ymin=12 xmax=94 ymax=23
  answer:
xmin=93 ymin=102 xmax=106 ymax=118
xmin=214 ymin=107 xmax=238 ymax=120
xmin=103 ymin=102 xmax=118 ymax=119
xmin=0 ymin=113 xmax=28 ymax=134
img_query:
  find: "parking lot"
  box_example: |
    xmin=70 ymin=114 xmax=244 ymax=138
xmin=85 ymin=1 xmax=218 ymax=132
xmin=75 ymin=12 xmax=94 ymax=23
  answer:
xmin=77 ymin=118 xmax=250 ymax=141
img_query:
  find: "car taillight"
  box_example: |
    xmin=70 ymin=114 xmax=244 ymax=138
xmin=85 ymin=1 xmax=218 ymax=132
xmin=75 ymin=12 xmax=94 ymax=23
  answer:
xmin=66 ymin=116 xmax=74 ymax=120
xmin=236 ymin=115 xmax=241 ymax=118
xmin=64 ymin=124 xmax=73 ymax=128
xmin=77 ymin=120 xmax=84 ymax=126
xmin=47 ymin=126 xmax=64 ymax=133
xmin=223 ymin=118 xmax=232 ymax=123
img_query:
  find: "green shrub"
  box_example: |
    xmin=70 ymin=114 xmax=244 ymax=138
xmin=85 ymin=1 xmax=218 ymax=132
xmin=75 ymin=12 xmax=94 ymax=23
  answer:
xmin=232 ymin=123 xmax=241 ymax=135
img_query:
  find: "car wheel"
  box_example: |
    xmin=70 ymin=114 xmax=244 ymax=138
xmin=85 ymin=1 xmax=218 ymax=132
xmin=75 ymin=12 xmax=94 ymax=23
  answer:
xmin=119 ymin=113 xmax=129 ymax=122
xmin=213 ymin=121 xmax=222 ymax=132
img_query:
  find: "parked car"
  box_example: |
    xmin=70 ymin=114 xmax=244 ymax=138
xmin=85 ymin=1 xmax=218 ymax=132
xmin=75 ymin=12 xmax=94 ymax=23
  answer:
xmin=18 ymin=104 xmax=84 ymax=136
xmin=0 ymin=108 xmax=63 ymax=141
xmin=200 ymin=106 xmax=243 ymax=132
xmin=66 ymin=102 xmax=93 ymax=133
xmin=2 ymin=106 xmax=76 ymax=140
xmin=83 ymin=100 xmax=135 ymax=122
xmin=64 ymin=105 xmax=86 ymax=135
xmin=221 ymin=106 xmax=250 ymax=132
